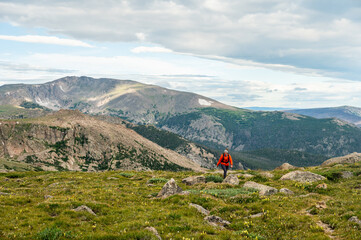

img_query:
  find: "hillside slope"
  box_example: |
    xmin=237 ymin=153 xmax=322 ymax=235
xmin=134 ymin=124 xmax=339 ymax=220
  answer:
xmin=286 ymin=106 xmax=361 ymax=127
xmin=0 ymin=110 xmax=203 ymax=172
xmin=159 ymin=108 xmax=361 ymax=158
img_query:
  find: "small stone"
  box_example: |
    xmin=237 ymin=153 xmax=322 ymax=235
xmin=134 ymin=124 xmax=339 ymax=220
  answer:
xmin=248 ymin=212 xmax=265 ymax=218
xmin=44 ymin=195 xmax=53 ymax=199
xmin=223 ymin=174 xmax=239 ymax=185
xmin=182 ymin=176 xmax=206 ymax=185
xmin=145 ymin=227 xmax=162 ymax=240
xmin=0 ymin=192 xmax=10 ymax=195
xmin=260 ymin=172 xmax=274 ymax=178
xmin=189 ymin=203 xmax=210 ymax=216
xmin=279 ymin=188 xmax=294 ymax=195
xmin=341 ymin=171 xmax=353 ymax=179
xmin=315 ymin=201 xmax=327 ymax=209
xmin=236 ymin=173 xmax=254 ymax=178
xmin=243 ymin=181 xmax=278 ymax=196
xmin=179 ymin=191 xmax=190 ymax=196
xmin=73 ymin=205 xmax=96 ymax=216
xmin=316 ymin=183 xmax=327 ymax=189
xmin=157 ymin=178 xmax=183 ymax=198
xmin=204 ymin=215 xmax=230 ymax=228
xmin=107 ymin=177 xmax=118 ymax=180
xmin=349 ymin=216 xmax=361 ymax=225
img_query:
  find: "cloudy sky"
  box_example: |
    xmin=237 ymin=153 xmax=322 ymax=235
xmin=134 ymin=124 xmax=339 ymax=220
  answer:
xmin=1 ymin=0 xmax=361 ymax=109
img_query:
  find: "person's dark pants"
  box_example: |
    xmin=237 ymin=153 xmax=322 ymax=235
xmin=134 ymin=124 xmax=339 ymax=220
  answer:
xmin=221 ymin=164 xmax=229 ymax=179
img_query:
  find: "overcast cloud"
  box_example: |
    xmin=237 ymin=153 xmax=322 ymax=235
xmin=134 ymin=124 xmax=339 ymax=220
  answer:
xmin=1 ymin=0 xmax=361 ymax=108
xmin=1 ymin=0 xmax=361 ymax=80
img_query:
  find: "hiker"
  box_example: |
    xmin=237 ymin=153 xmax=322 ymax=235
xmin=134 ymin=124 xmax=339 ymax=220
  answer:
xmin=217 ymin=148 xmax=233 ymax=178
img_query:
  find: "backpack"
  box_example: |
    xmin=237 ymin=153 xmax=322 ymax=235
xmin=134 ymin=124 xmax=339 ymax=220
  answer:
xmin=221 ymin=153 xmax=230 ymax=163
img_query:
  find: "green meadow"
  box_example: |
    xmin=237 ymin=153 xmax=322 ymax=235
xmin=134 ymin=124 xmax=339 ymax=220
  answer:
xmin=1 ymin=164 xmax=361 ymax=239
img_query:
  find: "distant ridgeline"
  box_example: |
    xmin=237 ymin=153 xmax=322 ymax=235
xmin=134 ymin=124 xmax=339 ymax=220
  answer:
xmin=1 ymin=76 xmax=361 ymax=170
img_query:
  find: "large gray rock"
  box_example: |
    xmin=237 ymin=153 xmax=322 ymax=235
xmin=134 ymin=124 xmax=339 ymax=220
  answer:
xmin=157 ymin=178 xmax=183 ymax=198
xmin=189 ymin=203 xmax=210 ymax=216
xmin=243 ymin=181 xmax=278 ymax=196
xmin=280 ymin=171 xmax=326 ymax=183
xmin=223 ymin=174 xmax=239 ymax=185
xmin=322 ymin=152 xmax=361 ymax=166
xmin=204 ymin=215 xmax=230 ymax=228
xmin=275 ymin=163 xmax=297 ymax=170
xmin=182 ymin=176 xmax=206 ymax=185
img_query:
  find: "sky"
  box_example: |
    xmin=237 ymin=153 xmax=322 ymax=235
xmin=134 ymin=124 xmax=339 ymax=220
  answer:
xmin=1 ymin=0 xmax=361 ymax=109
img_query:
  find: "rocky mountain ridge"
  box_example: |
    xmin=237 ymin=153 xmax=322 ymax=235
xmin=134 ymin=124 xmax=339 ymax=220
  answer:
xmin=0 ymin=110 xmax=204 ymax=172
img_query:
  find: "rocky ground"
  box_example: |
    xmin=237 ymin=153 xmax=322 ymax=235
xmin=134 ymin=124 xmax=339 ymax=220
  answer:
xmin=1 ymin=159 xmax=361 ymax=239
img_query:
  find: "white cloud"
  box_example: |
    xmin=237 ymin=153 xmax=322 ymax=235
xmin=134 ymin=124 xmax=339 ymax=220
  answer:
xmin=1 ymin=1 xmax=361 ymax=79
xmin=0 ymin=35 xmax=93 ymax=47
xmin=131 ymin=46 xmax=173 ymax=54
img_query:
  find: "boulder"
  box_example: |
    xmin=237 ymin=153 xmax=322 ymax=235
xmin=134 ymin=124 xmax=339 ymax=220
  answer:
xmin=157 ymin=178 xmax=183 ymax=198
xmin=275 ymin=163 xmax=297 ymax=170
xmin=341 ymin=171 xmax=353 ymax=179
xmin=322 ymin=152 xmax=361 ymax=166
xmin=73 ymin=205 xmax=96 ymax=216
xmin=204 ymin=215 xmax=230 ymax=228
xmin=280 ymin=171 xmax=326 ymax=183
xmin=223 ymin=174 xmax=239 ymax=185
xmin=182 ymin=176 xmax=206 ymax=185
xmin=279 ymin=188 xmax=294 ymax=195
xmin=243 ymin=181 xmax=278 ymax=196
xmin=189 ymin=203 xmax=210 ymax=216
xmin=260 ymin=172 xmax=274 ymax=178
xmin=145 ymin=227 xmax=162 ymax=240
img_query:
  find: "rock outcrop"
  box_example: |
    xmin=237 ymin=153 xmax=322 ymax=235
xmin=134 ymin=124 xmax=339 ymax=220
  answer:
xmin=157 ymin=178 xmax=183 ymax=198
xmin=243 ymin=181 xmax=278 ymax=196
xmin=322 ymin=152 xmax=361 ymax=166
xmin=280 ymin=171 xmax=325 ymax=183
xmin=223 ymin=174 xmax=239 ymax=185
xmin=182 ymin=176 xmax=206 ymax=185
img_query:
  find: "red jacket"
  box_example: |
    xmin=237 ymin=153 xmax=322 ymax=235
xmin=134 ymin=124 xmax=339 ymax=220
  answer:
xmin=217 ymin=153 xmax=233 ymax=167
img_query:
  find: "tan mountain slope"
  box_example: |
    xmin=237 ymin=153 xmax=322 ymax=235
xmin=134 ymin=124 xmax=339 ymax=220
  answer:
xmin=0 ymin=110 xmax=204 ymax=172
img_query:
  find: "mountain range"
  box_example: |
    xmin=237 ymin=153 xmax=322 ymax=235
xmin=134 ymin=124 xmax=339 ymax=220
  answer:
xmin=1 ymin=76 xmax=361 ymax=170
xmin=286 ymin=106 xmax=361 ymax=127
